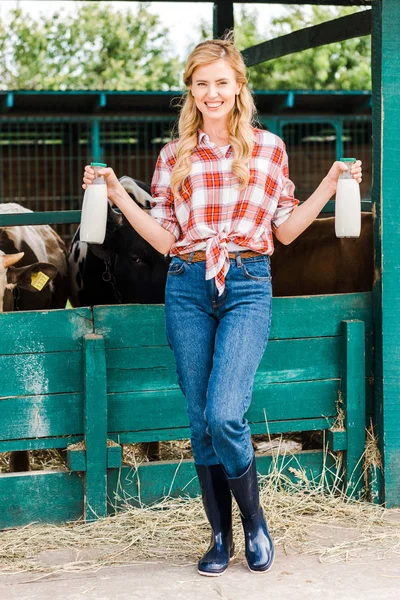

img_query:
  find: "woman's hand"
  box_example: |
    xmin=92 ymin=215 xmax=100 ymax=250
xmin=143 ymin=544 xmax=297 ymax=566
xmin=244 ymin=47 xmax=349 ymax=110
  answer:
xmin=82 ymin=166 xmax=122 ymax=202
xmin=324 ymin=160 xmax=362 ymax=194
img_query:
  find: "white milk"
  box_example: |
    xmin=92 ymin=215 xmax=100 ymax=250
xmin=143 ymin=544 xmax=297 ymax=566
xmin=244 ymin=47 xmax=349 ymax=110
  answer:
xmin=80 ymin=176 xmax=108 ymax=244
xmin=335 ymin=177 xmax=361 ymax=238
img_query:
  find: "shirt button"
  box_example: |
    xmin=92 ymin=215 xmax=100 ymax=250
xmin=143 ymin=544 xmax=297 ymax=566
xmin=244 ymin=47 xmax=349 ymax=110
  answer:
xmin=224 ymin=177 xmax=229 ymax=181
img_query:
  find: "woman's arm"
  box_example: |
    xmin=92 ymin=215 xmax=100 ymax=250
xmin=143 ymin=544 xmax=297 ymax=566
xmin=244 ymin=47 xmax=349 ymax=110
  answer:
xmin=274 ymin=160 xmax=362 ymax=246
xmin=83 ymin=166 xmax=176 ymax=255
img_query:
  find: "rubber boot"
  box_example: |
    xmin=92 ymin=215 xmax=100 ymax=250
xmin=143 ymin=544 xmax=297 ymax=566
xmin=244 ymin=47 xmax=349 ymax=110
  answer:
xmin=195 ymin=463 xmax=235 ymax=576
xmin=227 ymin=455 xmax=274 ymax=573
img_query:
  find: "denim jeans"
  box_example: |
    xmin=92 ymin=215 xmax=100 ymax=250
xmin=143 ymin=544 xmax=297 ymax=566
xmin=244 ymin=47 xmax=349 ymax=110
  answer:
xmin=165 ymin=252 xmax=273 ymax=478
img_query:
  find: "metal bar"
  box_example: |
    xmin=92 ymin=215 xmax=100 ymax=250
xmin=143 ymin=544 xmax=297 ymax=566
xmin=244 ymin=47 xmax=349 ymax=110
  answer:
xmin=242 ymin=10 xmax=372 ymax=67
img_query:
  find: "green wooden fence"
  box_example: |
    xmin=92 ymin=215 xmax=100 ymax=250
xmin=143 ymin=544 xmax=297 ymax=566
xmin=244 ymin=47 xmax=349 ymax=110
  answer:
xmin=0 ymin=293 xmax=372 ymax=529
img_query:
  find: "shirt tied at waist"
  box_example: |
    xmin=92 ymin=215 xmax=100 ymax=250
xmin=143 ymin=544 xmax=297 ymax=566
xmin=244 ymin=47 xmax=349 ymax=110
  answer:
xmin=205 ymin=232 xmax=232 ymax=296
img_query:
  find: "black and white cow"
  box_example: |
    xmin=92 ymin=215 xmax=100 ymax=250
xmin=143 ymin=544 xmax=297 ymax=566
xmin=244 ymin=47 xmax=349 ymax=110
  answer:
xmin=0 ymin=203 xmax=69 ymax=313
xmin=69 ymin=177 xmax=170 ymax=308
xmin=0 ymin=203 xmax=69 ymax=471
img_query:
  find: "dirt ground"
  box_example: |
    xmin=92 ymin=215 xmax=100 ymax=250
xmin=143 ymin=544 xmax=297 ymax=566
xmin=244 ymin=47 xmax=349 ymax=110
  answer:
xmin=1 ymin=513 xmax=399 ymax=600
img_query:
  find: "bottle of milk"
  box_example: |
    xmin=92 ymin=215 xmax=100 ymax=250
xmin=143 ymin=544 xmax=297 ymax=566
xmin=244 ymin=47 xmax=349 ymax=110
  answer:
xmin=80 ymin=162 xmax=108 ymax=244
xmin=335 ymin=158 xmax=361 ymax=238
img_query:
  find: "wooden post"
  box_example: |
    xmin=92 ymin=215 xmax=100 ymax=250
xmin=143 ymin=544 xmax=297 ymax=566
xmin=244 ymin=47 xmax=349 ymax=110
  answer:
xmin=341 ymin=320 xmax=366 ymax=499
xmin=371 ymin=0 xmax=400 ymax=507
xmin=83 ymin=334 xmax=108 ymax=521
xmin=213 ymin=2 xmax=234 ymax=39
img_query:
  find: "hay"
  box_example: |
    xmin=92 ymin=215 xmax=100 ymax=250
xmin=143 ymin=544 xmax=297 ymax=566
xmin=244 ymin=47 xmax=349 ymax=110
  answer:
xmin=0 ymin=444 xmax=399 ymax=576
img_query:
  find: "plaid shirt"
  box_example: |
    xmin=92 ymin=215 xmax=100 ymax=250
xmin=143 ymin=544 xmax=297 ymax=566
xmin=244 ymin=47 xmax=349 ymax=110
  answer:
xmin=150 ymin=128 xmax=299 ymax=295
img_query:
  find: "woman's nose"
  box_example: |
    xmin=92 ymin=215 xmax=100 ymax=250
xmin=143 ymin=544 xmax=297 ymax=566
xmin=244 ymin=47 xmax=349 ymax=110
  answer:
xmin=207 ymin=85 xmax=218 ymax=98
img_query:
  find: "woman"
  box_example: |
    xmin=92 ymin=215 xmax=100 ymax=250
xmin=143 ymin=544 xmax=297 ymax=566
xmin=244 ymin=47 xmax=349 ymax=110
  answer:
xmin=83 ymin=38 xmax=362 ymax=577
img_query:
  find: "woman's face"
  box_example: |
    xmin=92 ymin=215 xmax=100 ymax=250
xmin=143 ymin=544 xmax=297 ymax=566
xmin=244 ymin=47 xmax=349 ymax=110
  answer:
xmin=190 ymin=59 xmax=241 ymax=126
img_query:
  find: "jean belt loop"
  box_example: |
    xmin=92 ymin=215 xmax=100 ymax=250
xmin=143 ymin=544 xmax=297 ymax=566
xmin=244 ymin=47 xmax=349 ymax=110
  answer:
xmin=235 ymin=251 xmax=242 ymax=268
xmin=188 ymin=252 xmax=195 ymax=265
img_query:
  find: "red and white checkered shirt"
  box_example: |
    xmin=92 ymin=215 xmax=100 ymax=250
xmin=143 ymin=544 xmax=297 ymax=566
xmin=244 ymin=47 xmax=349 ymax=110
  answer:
xmin=150 ymin=128 xmax=299 ymax=295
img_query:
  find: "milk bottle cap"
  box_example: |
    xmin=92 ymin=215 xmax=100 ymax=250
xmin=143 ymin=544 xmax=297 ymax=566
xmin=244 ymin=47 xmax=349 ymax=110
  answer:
xmin=339 ymin=158 xmax=356 ymax=162
xmin=90 ymin=162 xmax=107 ymax=167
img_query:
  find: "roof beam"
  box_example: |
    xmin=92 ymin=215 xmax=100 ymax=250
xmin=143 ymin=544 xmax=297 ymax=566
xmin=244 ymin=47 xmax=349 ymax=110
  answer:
xmin=61 ymin=1 xmax=371 ymax=5
xmin=242 ymin=9 xmax=372 ymax=67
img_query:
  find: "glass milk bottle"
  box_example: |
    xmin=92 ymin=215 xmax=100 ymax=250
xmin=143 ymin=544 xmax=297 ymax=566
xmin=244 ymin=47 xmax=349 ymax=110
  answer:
xmin=80 ymin=162 xmax=108 ymax=244
xmin=335 ymin=158 xmax=361 ymax=238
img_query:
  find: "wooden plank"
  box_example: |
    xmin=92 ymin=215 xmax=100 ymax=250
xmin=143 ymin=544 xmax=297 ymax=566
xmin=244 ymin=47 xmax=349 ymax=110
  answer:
xmin=213 ymin=1 xmax=234 ymax=39
xmin=93 ymin=293 xmax=372 ymax=347
xmin=107 ymin=450 xmax=338 ymax=509
xmin=108 ymin=417 xmax=335 ymax=446
xmin=0 ymin=471 xmax=83 ymax=529
xmin=372 ymin=0 xmax=400 ymax=508
xmin=371 ymin=0 xmax=384 ymax=506
xmin=0 ymin=210 xmax=81 ymax=227
xmin=83 ymin=334 xmax=108 ymax=521
xmin=0 ymin=436 xmax=82 ymax=453
xmin=242 ymin=10 xmax=372 ymax=67
xmin=0 ymin=307 xmax=93 ymax=355
xmin=342 ymin=321 xmax=366 ymax=499
xmin=105 ymin=337 xmax=342 ymax=393
xmin=0 ymin=393 xmax=83 ymax=441
xmin=107 ymin=379 xmax=339 ymax=436
xmin=0 ymin=352 xmax=82 ymax=397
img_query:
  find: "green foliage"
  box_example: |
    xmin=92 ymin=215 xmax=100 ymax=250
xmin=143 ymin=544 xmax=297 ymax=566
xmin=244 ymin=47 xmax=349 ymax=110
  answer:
xmin=194 ymin=5 xmax=371 ymax=91
xmin=0 ymin=2 xmax=182 ymax=90
xmin=0 ymin=3 xmax=371 ymax=92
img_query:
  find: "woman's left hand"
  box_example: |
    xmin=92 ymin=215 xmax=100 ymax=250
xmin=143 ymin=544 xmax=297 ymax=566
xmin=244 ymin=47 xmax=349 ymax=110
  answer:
xmin=325 ymin=159 xmax=362 ymax=193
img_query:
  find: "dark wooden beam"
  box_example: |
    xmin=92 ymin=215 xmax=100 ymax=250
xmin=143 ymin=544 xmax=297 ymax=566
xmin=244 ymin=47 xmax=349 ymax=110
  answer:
xmin=60 ymin=1 xmax=372 ymax=5
xmin=213 ymin=2 xmax=234 ymax=39
xmin=242 ymin=9 xmax=371 ymax=67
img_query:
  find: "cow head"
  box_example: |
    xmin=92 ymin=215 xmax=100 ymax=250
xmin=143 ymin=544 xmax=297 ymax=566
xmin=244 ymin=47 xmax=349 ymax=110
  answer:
xmin=0 ymin=252 xmax=58 ymax=312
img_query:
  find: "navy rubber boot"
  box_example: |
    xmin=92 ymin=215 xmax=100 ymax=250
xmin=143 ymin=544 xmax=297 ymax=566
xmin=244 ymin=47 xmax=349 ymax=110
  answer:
xmin=227 ymin=456 xmax=274 ymax=573
xmin=195 ymin=464 xmax=235 ymax=576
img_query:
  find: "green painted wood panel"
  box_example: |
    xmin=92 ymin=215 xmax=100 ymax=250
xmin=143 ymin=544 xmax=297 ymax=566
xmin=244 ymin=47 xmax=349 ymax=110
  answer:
xmin=342 ymin=321 xmax=366 ymax=499
xmin=105 ymin=337 xmax=341 ymax=393
xmin=0 ymin=307 xmax=93 ymax=355
xmin=0 ymin=471 xmax=83 ymax=529
xmin=93 ymin=294 xmax=372 ymax=348
xmin=107 ymin=451 xmax=338 ymax=509
xmin=107 ymin=379 xmax=339 ymax=437
xmin=0 ymin=352 xmax=82 ymax=397
xmin=372 ymin=0 xmax=400 ymax=508
xmin=0 ymin=393 xmax=83 ymax=441
xmin=83 ymin=334 xmax=108 ymax=521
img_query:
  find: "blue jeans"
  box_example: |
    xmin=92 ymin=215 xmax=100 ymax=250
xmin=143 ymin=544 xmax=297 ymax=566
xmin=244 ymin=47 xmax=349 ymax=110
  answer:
xmin=165 ymin=252 xmax=273 ymax=478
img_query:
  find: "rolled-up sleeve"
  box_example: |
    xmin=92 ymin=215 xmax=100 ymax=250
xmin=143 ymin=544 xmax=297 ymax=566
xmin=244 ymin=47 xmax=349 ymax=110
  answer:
xmin=150 ymin=152 xmax=181 ymax=241
xmin=271 ymin=147 xmax=299 ymax=230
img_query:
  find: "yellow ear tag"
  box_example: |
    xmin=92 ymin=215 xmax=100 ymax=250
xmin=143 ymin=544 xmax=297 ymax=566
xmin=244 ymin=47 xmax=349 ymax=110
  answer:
xmin=31 ymin=271 xmax=50 ymax=291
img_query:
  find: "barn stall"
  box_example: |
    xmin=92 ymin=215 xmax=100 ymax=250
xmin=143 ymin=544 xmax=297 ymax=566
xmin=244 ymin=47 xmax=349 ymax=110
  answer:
xmin=0 ymin=0 xmax=398 ymax=530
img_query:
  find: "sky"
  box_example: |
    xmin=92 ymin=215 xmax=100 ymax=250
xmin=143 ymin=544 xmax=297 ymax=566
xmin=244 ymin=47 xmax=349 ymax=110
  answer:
xmin=0 ymin=1 xmax=288 ymax=58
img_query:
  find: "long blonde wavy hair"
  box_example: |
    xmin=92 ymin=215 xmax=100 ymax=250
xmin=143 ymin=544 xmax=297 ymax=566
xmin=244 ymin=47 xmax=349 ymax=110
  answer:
xmin=170 ymin=38 xmax=257 ymax=200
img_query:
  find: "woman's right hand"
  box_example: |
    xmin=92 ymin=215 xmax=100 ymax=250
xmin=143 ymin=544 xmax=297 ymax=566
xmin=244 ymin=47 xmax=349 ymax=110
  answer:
xmin=82 ymin=166 xmax=122 ymax=202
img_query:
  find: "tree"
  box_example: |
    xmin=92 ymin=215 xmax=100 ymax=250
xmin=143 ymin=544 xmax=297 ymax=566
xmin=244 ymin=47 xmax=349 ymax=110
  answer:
xmin=0 ymin=2 xmax=182 ymax=90
xmin=191 ymin=5 xmax=371 ymax=91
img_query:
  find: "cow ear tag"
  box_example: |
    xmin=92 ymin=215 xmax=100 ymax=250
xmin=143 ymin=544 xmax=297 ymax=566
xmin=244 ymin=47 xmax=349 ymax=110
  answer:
xmin=31 ymin=271 xmax=50 ymax=291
